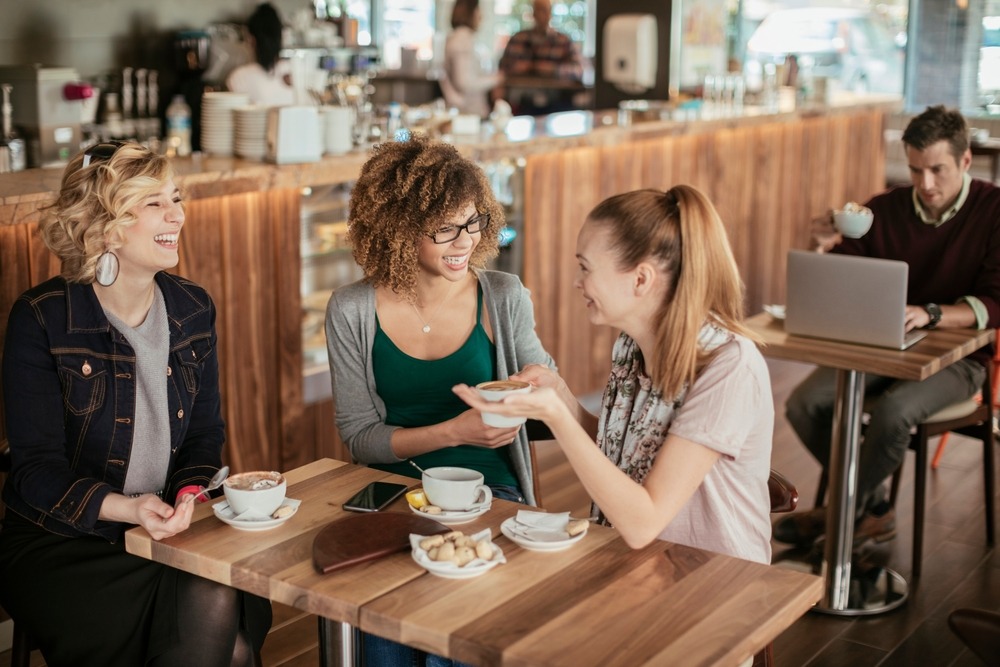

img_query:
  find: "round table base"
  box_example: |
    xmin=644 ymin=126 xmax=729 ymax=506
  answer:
xmin=811 ymin=567 xmax=908 ymax=617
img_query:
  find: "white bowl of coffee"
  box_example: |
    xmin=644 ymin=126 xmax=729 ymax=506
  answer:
xmin=223 ymin=471 xmax=286 ymax=517
xmin=475 ymin=380 xmax=531 ymax=427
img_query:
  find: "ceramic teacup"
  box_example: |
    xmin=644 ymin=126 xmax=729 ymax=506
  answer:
xmin=223 ymin=470 xmax=286 ymax=517
xmin=422 ymin=467 xmax=492 ymax=512
xmin=833 ymin=204 xmax=873 ymax=239
xmin=475 ymin=380 xmax=531 ymax=428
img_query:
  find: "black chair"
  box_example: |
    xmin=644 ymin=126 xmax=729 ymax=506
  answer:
xmin=948 ymin=608 xmax=1000 ymax=666
xmin=1 ymin=439 xmax=36 ymax=667
xmin=814 ymin=366 xmax=996 ymax=578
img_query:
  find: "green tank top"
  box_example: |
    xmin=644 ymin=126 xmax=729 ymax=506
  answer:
xmin=371 ymin=285 xmax=518 ymax=487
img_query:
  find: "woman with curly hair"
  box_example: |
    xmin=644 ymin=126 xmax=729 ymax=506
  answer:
xmin=455 ymin=185 xmax=774 ymax=565
xmin=326 ymin=136 xmax=554 ymax=665
xmin=0 ymin=141 xmax=271 ymax=666
xmin=326 ymin=137 xmax=554 ymax=506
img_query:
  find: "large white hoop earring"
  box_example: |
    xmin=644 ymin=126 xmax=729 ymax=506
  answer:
xmin=95 ymin=250 xmax=119 ymax=287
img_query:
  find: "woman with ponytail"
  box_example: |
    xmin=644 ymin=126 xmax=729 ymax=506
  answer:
xmin=454 ymin=185 xmax=773 ymax=563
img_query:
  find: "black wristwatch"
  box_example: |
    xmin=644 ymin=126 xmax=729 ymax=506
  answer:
xmin=924 ymin=303 xmax=942 ymax=329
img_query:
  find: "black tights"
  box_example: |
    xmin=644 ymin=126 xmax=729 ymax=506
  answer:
xmin=150 ymin=573 xmax=261 ymax=667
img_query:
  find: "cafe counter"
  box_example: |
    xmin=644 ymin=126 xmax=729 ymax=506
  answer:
xmin=0 ymin=94 xmax=898 ymax=475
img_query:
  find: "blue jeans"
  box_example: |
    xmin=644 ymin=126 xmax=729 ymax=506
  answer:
xmin=363 ymin=484 xmax=525 ymax=666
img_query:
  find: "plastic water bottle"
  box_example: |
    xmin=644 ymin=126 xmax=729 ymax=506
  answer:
xmin=166 ymin=94 xmax=192 ymax=157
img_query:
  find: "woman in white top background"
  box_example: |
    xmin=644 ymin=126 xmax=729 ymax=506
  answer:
xmin=226 ymin=2 xmax=295 ymax=106
xmin=442 ymin=0 xmax=503 ymax=118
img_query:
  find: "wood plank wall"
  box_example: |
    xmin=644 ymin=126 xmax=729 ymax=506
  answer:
xmin=522 ymin=108 xmax=887 ymax=398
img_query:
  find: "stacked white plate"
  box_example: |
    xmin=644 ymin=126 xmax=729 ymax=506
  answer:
xmin=233 ymin=105 xmax=270 ymax=160
xmin=201 ymin=92 xmax=250 ymax=156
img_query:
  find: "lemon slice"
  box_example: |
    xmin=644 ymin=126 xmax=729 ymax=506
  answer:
xmin=406 ymin=489 xmax=428 ymax=509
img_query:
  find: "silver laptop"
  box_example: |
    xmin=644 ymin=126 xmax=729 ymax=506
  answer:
xmin=785 ymin=250 xmax=927 ymax=350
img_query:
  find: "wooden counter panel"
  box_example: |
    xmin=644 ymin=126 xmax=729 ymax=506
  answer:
xmin=524 ymin=108 xmax=886 ymax=397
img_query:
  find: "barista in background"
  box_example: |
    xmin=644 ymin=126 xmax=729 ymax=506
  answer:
xmin=442 ymin=0 xmax=504 ymax=118
xmin=493 ymin=0 xmax=585 ymax=115
xmin=227 ymin=2 xmax=295 ymax=105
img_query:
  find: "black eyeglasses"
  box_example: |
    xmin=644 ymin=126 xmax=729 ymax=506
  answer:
xmin=428 ymin=212 xmax=490 ymax=244
xmin=82 ymin=140 xmax=127 ymax=168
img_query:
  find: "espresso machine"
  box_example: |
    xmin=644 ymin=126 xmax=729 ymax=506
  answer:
xmin=0 ymin=64 xmax=93 ymax=168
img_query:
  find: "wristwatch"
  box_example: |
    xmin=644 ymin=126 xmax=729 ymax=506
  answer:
xmin=924 ymin=303 xmax=942 ymax=329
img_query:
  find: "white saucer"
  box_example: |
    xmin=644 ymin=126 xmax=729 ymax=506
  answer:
xmin=763 ymin=304 xmax=786 ymax=320
xmin=500 ymin=516 xmax=586 ymax=552
xmin=408 ymin=502 xmax=490 ymax=525
xmin=213 ymin=498 xmax=300 ymax=531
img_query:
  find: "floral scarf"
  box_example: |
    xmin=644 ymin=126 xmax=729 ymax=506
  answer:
xmin=592 ymin=322 xmax=733 ymax=525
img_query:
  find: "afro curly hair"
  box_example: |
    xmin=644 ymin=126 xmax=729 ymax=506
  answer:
xmin=347 ymin=136 xmax=503 ymax=301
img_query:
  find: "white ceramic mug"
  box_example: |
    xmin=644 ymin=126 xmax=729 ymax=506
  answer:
xmin=322 ymin=106 xmax=353 ymax=156
xmin=475 ymin=380 xmax=531 ymax=428
xmin=223 ymin=471 xmax=286 ymax=517
xmin=422 ymin=467 xmax=492 ymax=511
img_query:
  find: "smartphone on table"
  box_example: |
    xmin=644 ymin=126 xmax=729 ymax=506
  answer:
xmin=343 ymin=481 xmax=409 ymax=512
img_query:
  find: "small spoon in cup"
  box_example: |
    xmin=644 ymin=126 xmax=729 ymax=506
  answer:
xmin=183 ymin=465 xmax=230 ymax=504
xmin=409 ymin=460 xmax=436 ymax=478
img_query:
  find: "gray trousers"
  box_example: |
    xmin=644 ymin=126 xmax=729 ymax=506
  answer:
xmin=785 ymin=358 xmax=985 ymax=514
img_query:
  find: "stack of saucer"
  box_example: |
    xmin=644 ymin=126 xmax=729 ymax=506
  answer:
xmin=201 ymin=92 xmax=249 ymax=156
xmin=234 ymin=106 xmax=269 ymax=160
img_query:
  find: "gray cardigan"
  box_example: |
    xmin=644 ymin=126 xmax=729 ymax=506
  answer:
xmin=325 ymin=269 xmax=555 ymax=505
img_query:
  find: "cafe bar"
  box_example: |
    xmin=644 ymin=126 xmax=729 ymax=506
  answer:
xmin=1 ymin=0 xmax=998 ymax=665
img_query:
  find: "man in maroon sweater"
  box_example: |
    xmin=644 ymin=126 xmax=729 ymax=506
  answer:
xmin=776 ymin=105 xmax=1000 ymax=549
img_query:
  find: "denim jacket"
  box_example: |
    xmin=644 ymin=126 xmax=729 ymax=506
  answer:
xmin=2 ymin=272 xmax=225 ymax=542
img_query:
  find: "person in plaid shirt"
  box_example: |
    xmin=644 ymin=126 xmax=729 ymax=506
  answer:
xmin=494 ymin=0 xmax=585 ymax=114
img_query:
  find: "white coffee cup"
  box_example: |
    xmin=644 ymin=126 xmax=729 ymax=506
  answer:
xmin=223 ymin=470 xmax=286 ymax=517
xmin=322 ymin=106 xmax=354 ymax=156
xmin=422 ymin=467 xmax=492 ymax=511
xmin=833 ymin=209 xmax=874 ymax=239
xmin=475 ymin=380 xmax=531 ymax=428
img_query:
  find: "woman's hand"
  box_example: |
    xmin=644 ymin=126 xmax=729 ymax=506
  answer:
xmin=452 ymin=384 xmax=568 ymax=425
xmin=511 ymin=363 xmax=563 ymax=390
xmin=100 ymin=493 xmax=194 ymax=541
xmin=446 ymin=409 xmax=522 ymax=448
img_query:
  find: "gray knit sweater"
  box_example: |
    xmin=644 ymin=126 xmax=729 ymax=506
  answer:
xmin=325 ymin=270 xmax=555 ymax=505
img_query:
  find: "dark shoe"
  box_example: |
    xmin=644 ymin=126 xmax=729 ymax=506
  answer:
xmin=773 ymin=508 xmax=827 ymax=547
xmin=853 ymin=507 xmax=896 ymax=546
xmin=809 ymin=507 xmax=897 ymax=559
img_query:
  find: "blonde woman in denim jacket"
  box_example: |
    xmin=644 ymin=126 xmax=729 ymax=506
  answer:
xmin=0 ymin=142 xmax=270 ymax=666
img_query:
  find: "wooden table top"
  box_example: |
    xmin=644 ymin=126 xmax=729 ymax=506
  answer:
xmin=126 ymin=458 xmax=822 ymax=666
xmin=746 ymin=313 xmax=995 ymax=381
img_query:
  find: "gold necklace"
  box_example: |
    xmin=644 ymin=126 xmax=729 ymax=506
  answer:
xmin=411 ymin=282 xmax=456 ymax=334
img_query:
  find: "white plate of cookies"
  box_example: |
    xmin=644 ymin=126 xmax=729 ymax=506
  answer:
xmin=410 ymin=528 xmax=505 ymax=579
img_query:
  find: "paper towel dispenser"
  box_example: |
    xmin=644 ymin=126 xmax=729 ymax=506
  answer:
xmin=602 ymin=14 xmax=658 ymax=94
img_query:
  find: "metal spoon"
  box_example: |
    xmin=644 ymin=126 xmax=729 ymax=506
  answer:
xmin=408 ymin=460 xmax=433 ymax=478
xmin=185 ymin=465 xmax=229 ymax=503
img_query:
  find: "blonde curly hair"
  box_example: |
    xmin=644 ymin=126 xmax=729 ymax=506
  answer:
xmin=347 ymin=137 xmax=503 ymax=301
xmin=40 ymin=142 xmax=175 ymax=284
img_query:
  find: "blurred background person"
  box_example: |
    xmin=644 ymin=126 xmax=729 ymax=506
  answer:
xmin=441 ymin=0 xmax=503 ymax=118
xmin=493 ymin=0 xmax=585 ymax=115
xmin=226 ymin=2 xmax=294 ymax=105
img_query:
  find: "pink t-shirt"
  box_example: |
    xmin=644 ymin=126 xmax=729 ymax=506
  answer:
xmin=662 ymin=335 xmax=773 ymax=563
